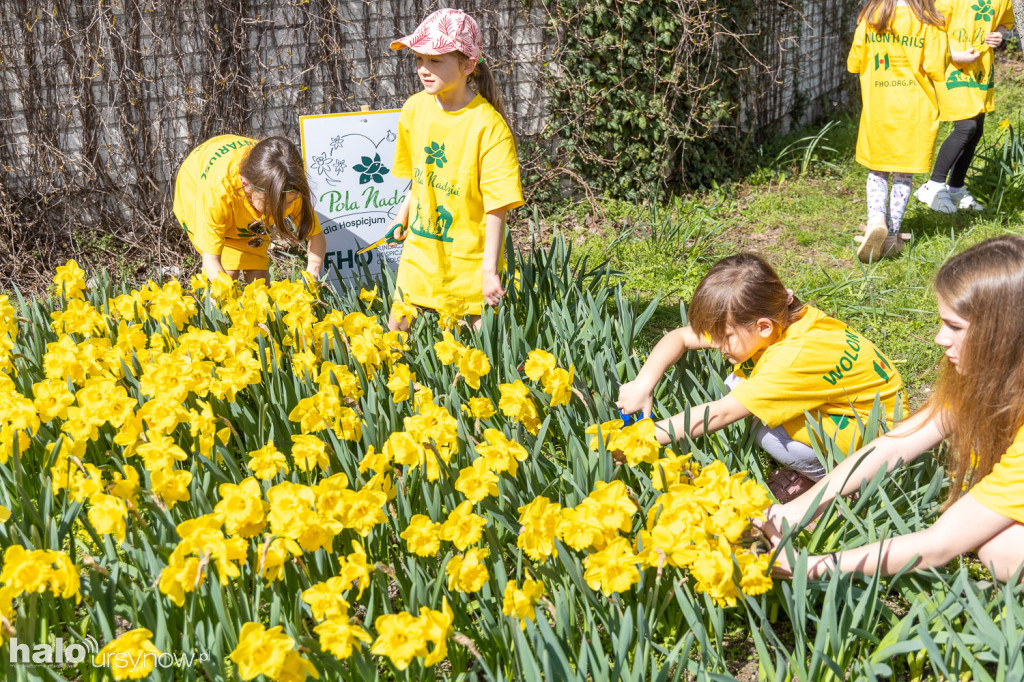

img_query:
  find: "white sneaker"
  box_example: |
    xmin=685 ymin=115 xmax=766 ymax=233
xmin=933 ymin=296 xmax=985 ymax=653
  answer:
xmin=915 ymin=182 xmax=958 ymax=214
xmin=947 ymin=188 xmax=984 ymax=212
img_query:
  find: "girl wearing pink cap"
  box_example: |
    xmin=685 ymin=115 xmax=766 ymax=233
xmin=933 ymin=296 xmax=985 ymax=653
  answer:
xmin=386 ymin=8 xmax=524 ymax=331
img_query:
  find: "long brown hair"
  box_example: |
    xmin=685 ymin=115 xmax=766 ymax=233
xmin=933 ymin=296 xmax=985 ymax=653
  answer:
xmin=858 ymin=0 xmax=945 ymax=33
xmin=458 ymin=53 xmax=512 ymax=133
xmin=688 ymin=253 xmax=804 ymax=343
xmin=926 ymin=235 xmax=1024 ymax=503
xmin=240 ymin=136 xmax=316 ymax=244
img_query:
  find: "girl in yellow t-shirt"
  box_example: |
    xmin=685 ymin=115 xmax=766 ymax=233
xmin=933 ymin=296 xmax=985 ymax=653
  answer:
xmin=617 ymin=253 xmax=903 ymax=501
xmin=385 ymin=8 xmax=524 ymax=331
xmin=173 ymin=135 xmax=325 ymax=283
xmin=765 ymin=235 xmax=1024 ymax=582
xmin=847 ymin=0 xmax=948 ymax=262
xmin=915 ymin=0 xmax=1014 ymax=213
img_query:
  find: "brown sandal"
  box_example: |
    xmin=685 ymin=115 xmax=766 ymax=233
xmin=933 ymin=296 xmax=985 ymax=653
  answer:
xmin=767 ymin=469 xmax=816 ymax=503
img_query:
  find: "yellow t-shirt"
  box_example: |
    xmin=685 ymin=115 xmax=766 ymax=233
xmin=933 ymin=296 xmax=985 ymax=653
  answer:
xmin=848 ymin=10 xmax=949 ymax=173
xmin=970 ymin=423 xmax=1024 ymax=524
xmin=392 ymin=91 xmax=524 ymax=314
xmin=172 ymin=135 xmax=321 ymax=271
xmin=729 ymin=306 xmax=905 ymax=454
xmin=934 ymin=0 xmax=1015 ymax=121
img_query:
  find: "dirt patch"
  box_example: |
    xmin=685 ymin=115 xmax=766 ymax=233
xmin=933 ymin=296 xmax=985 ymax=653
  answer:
xmin=723 ymin=635 xmax=761 ymax=681
xmin=722 ymin=222 xmax=785 ymax=250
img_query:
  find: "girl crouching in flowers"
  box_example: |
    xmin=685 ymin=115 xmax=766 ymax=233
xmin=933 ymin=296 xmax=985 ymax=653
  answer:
xmin=764 ymin=235 xmax=1024 ymax=581
xmin=617 ymin=253 xmax=904 ymax=501
xmin=173 ymin=135 xmax=325 ymax=283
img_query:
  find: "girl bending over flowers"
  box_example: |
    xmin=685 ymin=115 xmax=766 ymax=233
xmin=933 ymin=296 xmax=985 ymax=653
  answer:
xmin=764 ymin=235 xmax=1024 ymax=581
xmin=618 ymin=253 xmax=904 ymax=501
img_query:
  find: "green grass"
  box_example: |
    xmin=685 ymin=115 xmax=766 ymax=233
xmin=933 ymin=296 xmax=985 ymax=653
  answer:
xmin=539 ymin=52 xmax=1024 ymax=407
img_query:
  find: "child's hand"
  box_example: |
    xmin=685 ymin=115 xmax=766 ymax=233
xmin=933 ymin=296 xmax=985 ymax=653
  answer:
xmin=482 ymin=269 xmax=505 ymax=306
xmin=384 ymin=221 xmax=409 ymax=245
xmin=616 ymin=380 xmax=655 ymax=420
xmin=300 ymin=269 xmax=322 ymax=293
xmin=766 ymin=547 xmax=833 ymax=579
xmin=951 ymin=48 xmax=982 ymax=64
xmin=755 ymin=504 xmax=797 ymax=543
xmin=984 ymin=31 xmax=1004 ymax=48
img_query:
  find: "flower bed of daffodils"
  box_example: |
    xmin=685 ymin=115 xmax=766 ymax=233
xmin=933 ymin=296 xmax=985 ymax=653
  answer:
xmin=0 ymin=236 xmax=779 ymax=681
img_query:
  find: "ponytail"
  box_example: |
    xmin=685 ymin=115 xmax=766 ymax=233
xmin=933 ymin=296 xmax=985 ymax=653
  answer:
xmin=465 ymin=56 xmax=513 ymax=134
xmin=240 ymin=136 xmax=316 ymax=244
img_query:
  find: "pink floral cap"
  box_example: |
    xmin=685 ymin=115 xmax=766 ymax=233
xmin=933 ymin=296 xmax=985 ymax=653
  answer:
xmin=390 ymin=8 xmax=482 ymax=63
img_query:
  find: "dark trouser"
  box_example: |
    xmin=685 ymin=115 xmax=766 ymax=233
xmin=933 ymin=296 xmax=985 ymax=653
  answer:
xmin=930 ymin=112 xmax=985 ymax=188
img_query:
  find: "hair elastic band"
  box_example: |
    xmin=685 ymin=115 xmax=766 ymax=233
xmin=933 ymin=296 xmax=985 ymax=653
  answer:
xmin=478 ymin=55 xmax=484 ymax=64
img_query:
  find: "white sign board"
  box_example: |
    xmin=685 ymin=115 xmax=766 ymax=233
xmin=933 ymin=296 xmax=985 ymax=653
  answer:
xmin=299 ymin=109 xmax=409 ymax=289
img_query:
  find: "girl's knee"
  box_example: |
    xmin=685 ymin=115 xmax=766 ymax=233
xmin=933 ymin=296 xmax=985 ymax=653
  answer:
xmin=754 ymin=424 xmax=826 ymax=479
xmin=244 ymin=269 xmax=270 ymax=284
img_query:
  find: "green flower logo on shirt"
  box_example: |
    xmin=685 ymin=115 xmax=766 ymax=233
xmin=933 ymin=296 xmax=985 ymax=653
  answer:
xmin=238 ymin=219 xmax=268 ymax=248
xmin=971 ymin=0 xmax=994 ymax=22
xmin=352 ymin=153 xmax=389 ymax=185
xmin=424 ymin=141 xmax=448 ymax=169
xmin=238 ymin=219 xmax=268 ymax=238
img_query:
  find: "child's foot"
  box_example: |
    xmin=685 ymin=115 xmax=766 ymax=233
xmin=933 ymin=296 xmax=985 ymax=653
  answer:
xmin=947 ymin=187 xmax=984 ymax=212
xmin=878 ymin=232 xmax=911 ymax=258
xmin=766 ymin=469 xmax=817 ymax=503
xmin=855 ymin=218 xmax=889 ymax=263
xmin=914 ymin=181 xmax=958 ymax=214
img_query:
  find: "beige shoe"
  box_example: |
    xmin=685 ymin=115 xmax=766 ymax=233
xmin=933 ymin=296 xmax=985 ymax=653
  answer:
xmin=879 ymin=233 xmax=911 ymax=257
xmin=855 ymin=227 xmax=911 ymax=261
xmin=855 ymin=218 xmax=889 ymax=263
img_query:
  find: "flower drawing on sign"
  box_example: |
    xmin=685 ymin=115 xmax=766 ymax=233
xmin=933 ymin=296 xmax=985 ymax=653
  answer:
xmin=305 ymin=128 xmax=395 ymax=187
xmin=310 ymin=152 xmax=330 ymax=176
xmin=424 ymin=142 xmax=447 ymax=168
xmin=353 ymin=154 xmax=389 ymax=185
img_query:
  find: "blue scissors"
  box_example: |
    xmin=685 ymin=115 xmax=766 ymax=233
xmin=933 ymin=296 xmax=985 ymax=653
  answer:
xmin=618 ymin=409 xmax=650 ymax=425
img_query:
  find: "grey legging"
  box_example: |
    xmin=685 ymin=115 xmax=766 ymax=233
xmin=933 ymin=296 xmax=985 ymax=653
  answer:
xmin=724 ymin=373 xmax=826 ymax=480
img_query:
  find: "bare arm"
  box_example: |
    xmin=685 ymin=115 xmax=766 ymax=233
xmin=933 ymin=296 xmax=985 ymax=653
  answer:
xmin=482 ymin=208 xmax=507 ymax=306
xmin=305 ymin=232 xmax=327 ymax=278
xmin=616 ymin=326 xmax=708 ymax=417
xmin=653 ymin=394 xmax=752 ymax=445
xmin=778 ymin=494 xmax=1016 ymax=579
xmin=390 ymin=193 xmax=412 ymax=237
xmin=951 ymin=47 xmax=982 ymax=63
xmin=763 ymin=408 xmax=946 ymax=537
xmin=201 ymin=252 xmax=229 ymax=279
